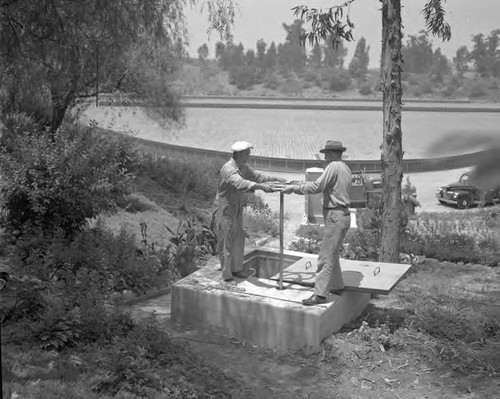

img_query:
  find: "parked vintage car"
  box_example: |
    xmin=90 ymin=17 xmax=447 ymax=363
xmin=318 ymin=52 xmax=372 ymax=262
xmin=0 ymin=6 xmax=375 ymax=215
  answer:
xmin=350 ymin=170 xmax=382 ymax=208
xmin=436 ymin=172 xmax=500 ymax=209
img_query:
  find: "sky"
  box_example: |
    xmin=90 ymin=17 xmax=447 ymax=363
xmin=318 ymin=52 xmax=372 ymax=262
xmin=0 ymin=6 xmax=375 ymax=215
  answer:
xmin=184 ymin=0 xmax=500 ymax=68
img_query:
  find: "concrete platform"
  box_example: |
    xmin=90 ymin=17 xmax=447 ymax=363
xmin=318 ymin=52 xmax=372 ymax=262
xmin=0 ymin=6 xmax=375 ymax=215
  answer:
xmin=270 ymin=255 xmax=413 ymax=295
xmin=171 ymin=247 xmax=413 ymax=351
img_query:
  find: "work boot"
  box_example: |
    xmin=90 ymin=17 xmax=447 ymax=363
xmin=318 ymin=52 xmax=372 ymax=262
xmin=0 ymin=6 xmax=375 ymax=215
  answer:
xmin=302 ymin=294 xmax=326 ymax=306
xmin=232 ymin=270 xmax=249 ymax=279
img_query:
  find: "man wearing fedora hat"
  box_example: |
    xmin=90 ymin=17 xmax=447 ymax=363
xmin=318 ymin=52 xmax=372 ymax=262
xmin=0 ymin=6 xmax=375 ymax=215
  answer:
xmin=216 ymin=141 xmax=287 ymax=282
xmin=282 ymin=140 xmax=352 ymax=306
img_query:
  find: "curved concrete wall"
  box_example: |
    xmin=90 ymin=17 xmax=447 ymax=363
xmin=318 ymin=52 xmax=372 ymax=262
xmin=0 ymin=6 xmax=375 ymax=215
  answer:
xmin=184 ymin=95 xmax=472 ymax=104
xmin=131 ymin=135 xmax=487 ymax=173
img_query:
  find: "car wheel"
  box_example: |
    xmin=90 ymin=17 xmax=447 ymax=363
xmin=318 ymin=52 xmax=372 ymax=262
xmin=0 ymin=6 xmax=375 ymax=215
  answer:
xmin=457 ymin=197 xmax=472 ymax=209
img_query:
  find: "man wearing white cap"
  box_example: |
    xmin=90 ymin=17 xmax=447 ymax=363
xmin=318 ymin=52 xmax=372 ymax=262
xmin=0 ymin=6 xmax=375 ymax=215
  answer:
xmin=217 ymin=141 xmax=287 ymax=282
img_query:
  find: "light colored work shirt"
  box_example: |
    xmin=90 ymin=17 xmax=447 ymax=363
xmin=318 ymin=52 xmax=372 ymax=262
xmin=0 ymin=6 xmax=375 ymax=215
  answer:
xmin=293 ymin=161 xmax=352 ymax=208
xmin=216 ymin=158 xmax=270 ymax=213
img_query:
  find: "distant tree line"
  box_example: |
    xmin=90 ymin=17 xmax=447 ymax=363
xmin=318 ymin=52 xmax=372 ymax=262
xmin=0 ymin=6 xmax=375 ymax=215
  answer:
xmin=196 ymin=19 xmax=370 ymax=91
xmin=194 ymin=22 xmax=500 ymax=98
xmin=454 ymin=29 xmax=500 ymax=78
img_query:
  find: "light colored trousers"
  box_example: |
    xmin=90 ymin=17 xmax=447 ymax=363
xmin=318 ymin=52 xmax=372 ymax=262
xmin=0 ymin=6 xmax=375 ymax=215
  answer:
xmin=315 ymin=208 xmax=351 ymax=297
xmin=217 ymin=205 xmax=245 ymax=281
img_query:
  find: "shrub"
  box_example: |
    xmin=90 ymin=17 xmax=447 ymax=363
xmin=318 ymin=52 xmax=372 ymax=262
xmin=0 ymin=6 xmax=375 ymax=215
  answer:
xmin=0 ymin=117 xmax=137 ymax=237
xmin=243 ymin=194 xmax=280 ymax=237
xmin=358 ymin=81 xmax=373 ymax=95
xmin=343 ymin=229 xmax=380 ymax=260
xmin=417 ymin=78 xmax=434 ymax=94
xmin=302 ymin=70 xmax=321 ymax=85
xmin=228 ymin=65 xmax=256 ymax=90
xmin=263 ymin=72 xmax=281 ymax=90
xmin=468 ymin=81 xmax=488 ymax=98
xmin=290 ymin=208 xmax=499 ymax=265
xmin=441 ymin=84 xmax=456 ymax=98
xmin=402 ymin=211 xmax=499 ymax=265
xmin=243 ymin=192 xmax=270 ymax=212
xmin=288 ymin=224 xmax=324 ymax=254
xmin=278 ymin=77 xmax=302 ymax=96
xmin=137 ymin=154 xmax=222 ymax=206
xmin=12 ymin=225 xmax=175 ymax=293
xmin=328 ymin=69 xmax=351 ymax=91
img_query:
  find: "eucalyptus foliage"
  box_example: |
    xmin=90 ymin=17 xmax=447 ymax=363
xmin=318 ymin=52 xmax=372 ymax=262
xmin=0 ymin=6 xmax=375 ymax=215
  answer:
xmin=292 ymin=0 xmax=451 ymax=262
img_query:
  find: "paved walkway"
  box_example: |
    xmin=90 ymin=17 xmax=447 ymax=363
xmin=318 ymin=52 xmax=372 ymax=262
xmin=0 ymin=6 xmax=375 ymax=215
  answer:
xmin=128 ymin=292 xmax=172 ymax=324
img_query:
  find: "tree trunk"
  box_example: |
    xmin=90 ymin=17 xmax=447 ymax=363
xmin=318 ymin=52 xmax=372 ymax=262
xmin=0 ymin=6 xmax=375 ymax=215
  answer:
xmin=379 ymin=0 xmax=403 ymax=263
xmin=50 ymin=86 xmax=76 ymax=133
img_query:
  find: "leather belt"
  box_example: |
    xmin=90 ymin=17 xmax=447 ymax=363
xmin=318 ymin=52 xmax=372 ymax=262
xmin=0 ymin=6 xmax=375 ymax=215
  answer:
xmin=323 ymin=205 xmax=350 ymax=210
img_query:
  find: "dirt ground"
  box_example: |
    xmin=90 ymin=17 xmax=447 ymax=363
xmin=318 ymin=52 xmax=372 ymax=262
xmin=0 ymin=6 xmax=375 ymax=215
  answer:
xmin=129 ymin=260 xmax=500 ymax=399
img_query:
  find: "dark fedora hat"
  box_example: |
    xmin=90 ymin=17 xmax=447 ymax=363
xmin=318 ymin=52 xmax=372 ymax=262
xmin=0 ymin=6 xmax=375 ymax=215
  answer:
xmin=319 ymin=140 xmax=346 ymax=153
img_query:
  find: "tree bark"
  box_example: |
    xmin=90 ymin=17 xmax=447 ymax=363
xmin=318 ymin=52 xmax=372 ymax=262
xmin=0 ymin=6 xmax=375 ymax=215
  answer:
xmin=379 ymin=0 xmax=403 ymax=263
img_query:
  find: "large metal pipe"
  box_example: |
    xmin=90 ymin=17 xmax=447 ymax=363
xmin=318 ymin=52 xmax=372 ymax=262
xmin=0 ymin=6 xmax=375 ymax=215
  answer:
xmin=277 ymin=190 xmax=285 ymax=290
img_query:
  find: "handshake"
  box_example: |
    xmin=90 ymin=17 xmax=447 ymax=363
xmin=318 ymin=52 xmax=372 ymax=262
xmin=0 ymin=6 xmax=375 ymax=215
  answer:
xmin=254 ymin=178 xmax=299 ymax=194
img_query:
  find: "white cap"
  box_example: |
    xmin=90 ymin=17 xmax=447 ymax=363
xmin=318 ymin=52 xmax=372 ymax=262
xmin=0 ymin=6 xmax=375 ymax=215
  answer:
xmin=231 ymin=141 xmax=254 ymax=152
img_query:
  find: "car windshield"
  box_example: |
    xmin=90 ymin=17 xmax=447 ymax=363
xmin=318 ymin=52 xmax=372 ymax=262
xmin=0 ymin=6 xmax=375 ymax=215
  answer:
xmin=459 ymin=174 xmax=470 ymax=184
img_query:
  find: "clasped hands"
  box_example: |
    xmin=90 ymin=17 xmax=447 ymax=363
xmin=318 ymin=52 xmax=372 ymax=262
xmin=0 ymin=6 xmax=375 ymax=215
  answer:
xmin=256 ymin=178 xmax=297 ymax=194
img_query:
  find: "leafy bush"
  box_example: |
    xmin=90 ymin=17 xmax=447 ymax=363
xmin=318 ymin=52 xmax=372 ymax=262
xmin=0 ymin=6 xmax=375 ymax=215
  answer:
xmin=441 ymin=84 xmax=456 ymax=98
xmin=137 ymin=154 xmax=222 ymax=206
xmin=358 ymin=81 xmax=373 ymax=95
xmin=328 ymin=69 xmax=351 ymax=91
xmin=263 ymin=72 xmax=281 ymax=90
xmin=229 ymin=65 xmax=256 ymax=90
xmin=7 ymin=224 xmax=177 ymax=295
xmin=0 ymin=116 xmax=137 ymax=237
xmin=1 ymin=223 xmax=184 ymax=351
xmin=91 ymin=320 xmax=236 ymax=398
xmin=288 ymin=224 xmax=324 ymax=254
xmin=289 ymin=208 xmax=499 ymax=265
xmin=3 ymin=315 xmax=237 ymax=398
xmin=243 ymin=192 xmax=270 ymax=212
xmin=278 ymin=76 xmax=303 ymax=96
xmin=468 ymin=81 xmax=488 ymax=98
xmin=302 ymin=70 xmax=321 ymax=85
xmin=243 ymin=193 xmax=280 ymax=237
xmin=343 ymin=229 xmax=380 ymax=260
xmin=417 ymin=78 xmax=434 ymax=95
xmin=402 ymin=211 xmax=499 ymax=265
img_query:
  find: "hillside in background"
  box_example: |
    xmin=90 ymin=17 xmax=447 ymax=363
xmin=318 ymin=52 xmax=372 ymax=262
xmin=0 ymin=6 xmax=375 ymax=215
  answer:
xmin=176 ymin=59 xmax=500 ymax=103
xmin=174 ymin=25 xmax=500 ymax=103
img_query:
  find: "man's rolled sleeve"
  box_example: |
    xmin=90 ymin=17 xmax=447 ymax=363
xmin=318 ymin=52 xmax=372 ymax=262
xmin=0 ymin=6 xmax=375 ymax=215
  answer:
xmin=293 ymin=169 xmax=331 ymax=195
xmin=226 ymin=171 xmax=257 ymax=192
xmin=243 ymin=165 xmax=271 ymax=184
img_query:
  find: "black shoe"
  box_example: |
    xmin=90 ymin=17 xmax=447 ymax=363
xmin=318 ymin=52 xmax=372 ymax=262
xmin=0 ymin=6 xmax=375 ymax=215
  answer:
xmin=223 ymin=277 xmax=234 ymax=282
xmin=302 ymin=294 xmax=326 ymax=306
xmin=329 ymin=288 xmax=344 ymax=296
xmin=232 ymin=271 xmax=249 ymax=279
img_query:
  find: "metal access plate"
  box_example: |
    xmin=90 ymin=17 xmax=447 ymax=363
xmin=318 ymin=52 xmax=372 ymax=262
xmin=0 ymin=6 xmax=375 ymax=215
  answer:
xmin=270 ymin=256 xmax=413 ymax=295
